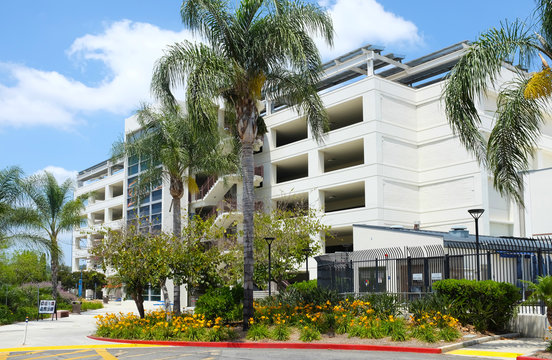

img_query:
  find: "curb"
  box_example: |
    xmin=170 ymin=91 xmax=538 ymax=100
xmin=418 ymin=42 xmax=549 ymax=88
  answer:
xmin=517 ymin=357 xmax=542 ymax=360
xmin=87 ymin=336 xmax=441 ymax=353
xmin=440 ymin=333 xmax=520 ymax=352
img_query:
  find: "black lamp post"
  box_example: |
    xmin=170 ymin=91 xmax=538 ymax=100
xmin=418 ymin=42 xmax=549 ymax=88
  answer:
xmin=468 ymin=208 xmax=485 ymax=281
xmin=265 ymin=237 xmax=274 ymax=296
xmin=302 ymin=247 xmax=312 ymax=280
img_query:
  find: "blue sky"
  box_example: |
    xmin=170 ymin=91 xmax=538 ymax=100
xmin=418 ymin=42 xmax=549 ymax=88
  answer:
xmin=0 ymin=0 xmax=534 ymax=264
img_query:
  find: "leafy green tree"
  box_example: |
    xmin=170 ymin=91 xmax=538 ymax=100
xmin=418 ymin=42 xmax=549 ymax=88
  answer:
xmin=170 ymin=215 xmax=230 ymax=295
xmin=151 ymin=0 xmax=333 ymax=328
xmin=9 ymin=251 xmax=49 ymax=285
xmin=15 ymin=172 xmax=86 ymax=299
xmin=253 ymin=207 xmax=330 ymax=288
xmin=92 ymin=226 xmax=174 ymax=318
xmin=113 ymin=104 xmax=235 ymax=315
xmin=226 ymin=207 xmax=331 ymax=290
xmin=58 ymin=267 xmax=106 ymax=294
xmin=443 ymin=0 xmax=552 ymax=204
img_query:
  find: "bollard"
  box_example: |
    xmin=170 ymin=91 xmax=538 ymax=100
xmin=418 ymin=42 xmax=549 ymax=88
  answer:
xmin=23 ymin=316 xmax=28 ymax=345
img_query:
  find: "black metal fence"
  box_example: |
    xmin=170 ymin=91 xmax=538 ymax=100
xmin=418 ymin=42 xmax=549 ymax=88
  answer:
xmin=316 ymin=236 xmax=552 ymax=303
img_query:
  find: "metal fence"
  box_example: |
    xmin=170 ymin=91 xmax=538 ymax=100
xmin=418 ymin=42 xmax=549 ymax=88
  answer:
xmin=316 ymin=236 xmax=552 ymax=308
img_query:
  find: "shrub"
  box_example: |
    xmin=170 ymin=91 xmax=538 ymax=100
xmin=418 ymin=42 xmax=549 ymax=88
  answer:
xmin=0 ymin=305 xmax=14 ymax=325
xmin=412 ymin=325 xmax=437 ymax=342
xmin=81 ymin=300 xmax=103 ymax=311
xmin=382 ymin=316 xmax=409 ymax=341
xmin=299 ymin=326 xmax=321 ymax=342
xmin=195 ymin=285 xmax=243 ymax=322
xmin=357 ymin=293 xmax=400 ymax=317
xmin=408 ymin=292 xmax=452 ymax=319
xmin=439 ymin=326 xmax=461 ymax=341
xmin=270 ymin=324 xmax=291 ymax=341
xmin=432 ymin=279 xmax=520 ymax=332
xmin=246 ymin=323 xmax=270 ymax=340
xmin=287 ymin=280 xmax=317 ymax=292
xmin=270 ymin=284 xmax=342 ymax=307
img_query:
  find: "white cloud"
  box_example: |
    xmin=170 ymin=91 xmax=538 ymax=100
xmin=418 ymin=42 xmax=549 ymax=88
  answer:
xmin=0 ymin=20 xmax=196 ymax=129
xmin=316 ymin=0 xmax=423 ymax=60
xmin=35 ymin=166 xmax=78 ymax=184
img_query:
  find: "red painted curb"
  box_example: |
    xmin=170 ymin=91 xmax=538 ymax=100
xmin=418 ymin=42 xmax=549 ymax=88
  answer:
xmin=517 ymin=357 xmax=542 ymax=360
xmin=87 ymin=335 xmax=442 ymax=353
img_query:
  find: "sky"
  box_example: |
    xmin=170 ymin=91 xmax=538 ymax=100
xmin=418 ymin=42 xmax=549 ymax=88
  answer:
xmin=0 ymin=0 xmax=535 ymax=265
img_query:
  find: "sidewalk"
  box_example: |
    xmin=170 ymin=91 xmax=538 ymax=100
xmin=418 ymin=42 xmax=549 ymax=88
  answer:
xmin=0 ymin=300 xmax=158 ymax=349
xmin=445 ymin=337 xmax=549 ymax=359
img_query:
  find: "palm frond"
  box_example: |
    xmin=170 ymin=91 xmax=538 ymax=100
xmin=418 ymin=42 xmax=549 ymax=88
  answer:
xmin=487 ymin=76 xmax=545 ymax=204
xmin=444 ymin=19 xmax=538 ymax=166
xmin=525 ymin=66 xmax=552 ymax=98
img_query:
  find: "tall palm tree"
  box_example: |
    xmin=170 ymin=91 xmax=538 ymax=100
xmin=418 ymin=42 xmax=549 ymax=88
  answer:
xmin=0 ymin=166 xmax=23 ymax=245
xmin=17 ymin=172 xmax=85 ymax=299
xmin=443 ymin=0 xmax=552 ymax=205
xmin=151 ymin=0 xmax=333 ymax=328
xmin=113 ymin=104 xmax=235 ymax=315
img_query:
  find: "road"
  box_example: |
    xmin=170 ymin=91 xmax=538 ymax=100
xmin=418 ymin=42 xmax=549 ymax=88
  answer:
xmin=1 ymin=345 xmax=490 ymax=360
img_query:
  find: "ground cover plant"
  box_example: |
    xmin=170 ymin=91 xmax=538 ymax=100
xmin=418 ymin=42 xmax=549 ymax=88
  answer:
xmin=251 ymin=296 xmax=461 ymax=343
xmin=95 ymin=309 xmax=236 ymax=341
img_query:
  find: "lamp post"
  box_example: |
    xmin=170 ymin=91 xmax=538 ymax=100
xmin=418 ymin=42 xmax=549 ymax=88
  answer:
xmin=302 ymin=247 xmax=312 ymax=280
xmin=468 ymin=208 xmax=485 ymax=281
xmin=265 ymin=237 xmax=275 ymax=297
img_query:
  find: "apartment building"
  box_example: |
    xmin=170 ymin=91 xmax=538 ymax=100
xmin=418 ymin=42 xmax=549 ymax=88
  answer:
xmin=72 ymin=159 xmax=125 ymax=273
xmin=72 ymin=41 xmax=552 ymax=296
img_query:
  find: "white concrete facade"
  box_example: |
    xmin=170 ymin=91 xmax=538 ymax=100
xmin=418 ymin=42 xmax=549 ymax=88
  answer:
xmin=72 ymin=159 xmax=125 ymax=273
xmin=72 ymin=42 xmax=552 ymax=287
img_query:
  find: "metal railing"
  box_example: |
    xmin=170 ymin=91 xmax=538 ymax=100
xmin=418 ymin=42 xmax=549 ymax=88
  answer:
xmin=316 ymin=236 xmax=552 ymax=315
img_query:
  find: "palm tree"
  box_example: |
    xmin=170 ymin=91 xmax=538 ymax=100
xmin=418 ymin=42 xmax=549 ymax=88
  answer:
xmin=0 ymin=166 xmax=23 ymax=245
xmin=443 ymin=0 xmax=552 ymax=204
xmin=525 ymin=275 xmax=552 ymax=326
xmin=151 ymin=0 xmax=333 ymax=328
xmin=17 ymin=172 xmax=86 ymax=299
xmin=113 ymin=104 xmax=235 ymax=315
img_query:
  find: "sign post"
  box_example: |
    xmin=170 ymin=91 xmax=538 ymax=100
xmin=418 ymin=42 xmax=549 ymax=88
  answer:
xmin=38 ymin=300 xmax=57 ymax=321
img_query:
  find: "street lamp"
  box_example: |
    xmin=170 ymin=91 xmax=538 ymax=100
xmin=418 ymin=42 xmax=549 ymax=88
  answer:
xmin=468 ymin=208 xmax=485 ymax=281
xmin=302 ymin=247 xmax=312 ymax=280
xmin=265 ymin=237 xmax=275 ymax=297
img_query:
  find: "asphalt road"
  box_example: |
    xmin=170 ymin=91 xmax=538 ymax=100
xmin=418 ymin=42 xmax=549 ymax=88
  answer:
xmin=2 ymin=346 xmax=489 ymax=360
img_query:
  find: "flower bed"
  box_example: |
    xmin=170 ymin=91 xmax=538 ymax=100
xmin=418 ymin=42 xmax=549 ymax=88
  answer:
xmin=95 ymin=299 xmax=461 ymax=344
xmin=249 ymin=298 xmax=461 ymax=343
xmin=95 ymin=310 xmax=237 ymax=341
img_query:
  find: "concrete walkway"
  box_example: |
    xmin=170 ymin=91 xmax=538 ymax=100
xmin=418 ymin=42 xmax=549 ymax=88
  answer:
xmin=446 ymin=338 xmax=548 ymax=359
xmin=0 ymin=300 xmax=158 ymax=349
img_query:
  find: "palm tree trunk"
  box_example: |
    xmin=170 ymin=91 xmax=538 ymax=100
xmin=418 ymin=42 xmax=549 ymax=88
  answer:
xmin=51 ymin=238 xmax=59 ymax=300
xmin=241 ymin=141 xmax=255 ymax=330
xmin=172 ymin=191 xmax=182 ymax=315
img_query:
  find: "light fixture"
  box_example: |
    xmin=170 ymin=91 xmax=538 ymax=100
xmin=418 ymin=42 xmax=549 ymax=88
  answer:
xmin=265 ymin=237 xmax=275 ymax=296
xmin=468 ymin=208 xmax=485 ymax=281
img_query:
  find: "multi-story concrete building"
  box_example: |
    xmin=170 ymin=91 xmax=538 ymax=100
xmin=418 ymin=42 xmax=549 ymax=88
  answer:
xmin=72 ymin=41 xmax=552 ymax=300
xmin=72 ymin=159 xmax=125 ymax=273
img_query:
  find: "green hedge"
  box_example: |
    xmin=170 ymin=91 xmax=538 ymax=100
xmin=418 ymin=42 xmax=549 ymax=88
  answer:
xmin=195 ymin=285 xmax=243 ymax=322
xmin=432 ymin=279 xmax=520 ymax=332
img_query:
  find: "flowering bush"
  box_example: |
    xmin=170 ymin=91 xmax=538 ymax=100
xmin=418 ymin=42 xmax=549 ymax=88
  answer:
xmin=249 ymin=298 xmax=461 ymax=343
xmin=95 ymin=310 xmax=236 ymax=341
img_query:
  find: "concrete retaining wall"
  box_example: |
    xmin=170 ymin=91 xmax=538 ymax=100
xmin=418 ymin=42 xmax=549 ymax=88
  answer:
xmin=510 ymin=314 xmax=549 ymax=338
